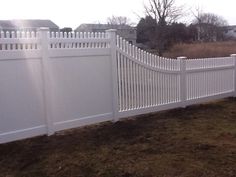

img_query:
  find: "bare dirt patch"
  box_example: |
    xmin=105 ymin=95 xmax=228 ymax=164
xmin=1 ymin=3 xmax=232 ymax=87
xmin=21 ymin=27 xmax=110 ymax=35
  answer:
xmin=1 ymin=98 xmax=236 ymax=177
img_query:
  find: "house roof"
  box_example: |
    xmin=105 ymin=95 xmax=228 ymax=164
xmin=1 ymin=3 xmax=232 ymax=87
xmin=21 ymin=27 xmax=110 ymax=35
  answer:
xmin=75 ymin=23 xmax=135 ymax=31
xmin=0 ymin=20 xmax=59 ymax=30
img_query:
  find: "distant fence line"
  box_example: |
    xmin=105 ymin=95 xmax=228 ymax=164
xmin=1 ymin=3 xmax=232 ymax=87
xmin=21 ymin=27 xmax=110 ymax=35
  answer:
xmin=0 ymin=28 xmax=236 ymax=144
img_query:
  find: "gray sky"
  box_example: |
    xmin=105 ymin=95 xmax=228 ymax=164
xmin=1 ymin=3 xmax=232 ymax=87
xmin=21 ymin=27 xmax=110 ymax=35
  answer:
xmin=0 ymin=0 xmax=235 ymax=28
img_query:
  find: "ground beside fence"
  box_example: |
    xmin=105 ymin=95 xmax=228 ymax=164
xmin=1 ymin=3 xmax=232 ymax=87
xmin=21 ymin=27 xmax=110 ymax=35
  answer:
xmin=0 ymin=98 xmax=236 ymax=177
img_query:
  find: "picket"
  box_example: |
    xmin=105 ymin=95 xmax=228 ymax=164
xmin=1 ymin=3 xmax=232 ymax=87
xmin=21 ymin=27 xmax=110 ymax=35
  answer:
xmin=115 ymin=35 xmax=235 ymax=118
xmin=0 ymin=28 xmax=235 ymax=144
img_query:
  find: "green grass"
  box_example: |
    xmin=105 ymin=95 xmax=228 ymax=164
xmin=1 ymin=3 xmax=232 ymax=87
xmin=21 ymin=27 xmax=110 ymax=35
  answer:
xmin=1 ymin=98 xmax=236 ymax=177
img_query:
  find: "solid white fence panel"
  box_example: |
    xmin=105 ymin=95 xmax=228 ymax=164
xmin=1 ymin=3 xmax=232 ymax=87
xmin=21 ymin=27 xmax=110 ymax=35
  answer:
xmin=43 ymin=29 xmax=114 ymax=132
xmin=0 ymin=30 xmax=46 ymax=144
xmin=0 ymin=29 xmax=113 ymax=144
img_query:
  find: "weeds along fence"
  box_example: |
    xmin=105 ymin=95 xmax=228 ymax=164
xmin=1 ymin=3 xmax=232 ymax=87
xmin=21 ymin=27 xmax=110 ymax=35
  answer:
xmin=0 ymin=28 xmax=236 ymax=144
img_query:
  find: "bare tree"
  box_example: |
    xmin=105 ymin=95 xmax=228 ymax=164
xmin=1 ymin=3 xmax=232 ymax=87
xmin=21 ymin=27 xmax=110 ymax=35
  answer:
xmin=193 ymin=10 xmax=227 ymax=27
xmin=142 ymin=0 xmax=184 ymax=55
xmin=107 ymin=16 xmax=134 ymax=26
xmin=192 ymin=9 xmax=228 ymax=41
xmin=144 ymin=0 xmax=183 ymax=25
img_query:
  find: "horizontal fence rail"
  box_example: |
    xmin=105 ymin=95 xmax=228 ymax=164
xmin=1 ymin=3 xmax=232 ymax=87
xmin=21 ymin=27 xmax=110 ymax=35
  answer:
xmin=0 ymin=28 xmax=236 ymax=144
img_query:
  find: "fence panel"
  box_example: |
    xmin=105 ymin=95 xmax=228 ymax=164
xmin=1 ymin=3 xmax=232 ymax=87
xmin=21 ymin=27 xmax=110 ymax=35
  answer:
xmin=185 ymin=57 xmax=235 ymax=105
xmin=115 ymin=35 xmax=236 ymax=118
xmin=116 ymin=36 xmax=182 ymax=118
xmin=0 ymin=31 xmax=46 ymax=143
xmin=0 ymin=29 xmax=113 ymax=144
xmin=0 ymin=29 xmax=235 ymax=144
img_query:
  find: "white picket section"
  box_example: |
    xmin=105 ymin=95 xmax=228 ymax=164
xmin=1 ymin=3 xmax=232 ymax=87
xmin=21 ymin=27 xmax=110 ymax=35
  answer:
xmin=185 ymin=57 xmax=235 ymax=103
xmin=0 ymin=28 xmax=236 ymax=144
xmin=115 ymin=36 xmax=236 ymax=118
xmin=116 ymin=36 xmax=182 ymax=117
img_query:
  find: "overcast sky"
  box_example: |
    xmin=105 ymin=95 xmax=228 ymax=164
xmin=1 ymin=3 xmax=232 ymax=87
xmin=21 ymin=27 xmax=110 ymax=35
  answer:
xmin=0 ymin=0 xmax=235 ymax=28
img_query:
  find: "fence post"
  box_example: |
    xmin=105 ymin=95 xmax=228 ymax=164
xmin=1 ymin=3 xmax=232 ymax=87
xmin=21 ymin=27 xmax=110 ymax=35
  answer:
xmin=178 ymin=56 xmax=187 ymax=108
xmin=231 ymin=54 xmax=236 ymax=97
xmin=38 ymin=28 xmax=54 ymax=135
xmin=106 ymin=29 xmax=119 ymax=122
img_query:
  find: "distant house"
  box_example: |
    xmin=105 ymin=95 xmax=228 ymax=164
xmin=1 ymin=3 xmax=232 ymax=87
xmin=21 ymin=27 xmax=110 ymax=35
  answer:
xmin=0 ymin=19 xmax=59 ymax=32
xmin=195 ymin=23 xmax=218 ymax=42
xmin=75 ymin=24 xmax=137 ymax=45
xmin=224 ymin=25 xmax=236 ymax=39
xmin=191 ymin=23 xmax=228 ymax=42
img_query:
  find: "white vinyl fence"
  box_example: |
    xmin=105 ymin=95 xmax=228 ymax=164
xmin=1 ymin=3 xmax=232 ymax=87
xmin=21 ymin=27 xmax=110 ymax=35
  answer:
xmin=0 ymin=28 xmax=236 ymax=144
xmin=115 ymin=38 xmax=236 ymax=118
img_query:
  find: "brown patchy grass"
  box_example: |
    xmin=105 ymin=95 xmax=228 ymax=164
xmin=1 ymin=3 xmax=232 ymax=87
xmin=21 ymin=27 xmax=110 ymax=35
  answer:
xmin=163 ymin=41 xmax=236 ymax=59
xmin=1 ymin=98 xmax=236 ymax=177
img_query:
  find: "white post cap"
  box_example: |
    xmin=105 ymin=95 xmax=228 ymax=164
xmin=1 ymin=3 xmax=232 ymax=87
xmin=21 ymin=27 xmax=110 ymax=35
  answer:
xmin=38 ymin=27 xmax=50 ymax=31
xmin=106 ymin=29 xmax=117 ymax=32
xmin=177 ymin=56 xmax=187 ymax=60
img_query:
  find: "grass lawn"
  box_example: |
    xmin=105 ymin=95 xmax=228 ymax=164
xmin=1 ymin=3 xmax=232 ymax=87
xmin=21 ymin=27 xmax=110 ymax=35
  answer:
xmin=1 ymin=98 xmax=236 ymax=177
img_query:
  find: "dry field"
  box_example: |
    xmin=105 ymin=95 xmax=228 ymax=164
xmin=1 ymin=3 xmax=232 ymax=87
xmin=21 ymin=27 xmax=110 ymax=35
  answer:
xmin=163 ymin=41 xmax=236 ymax=59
